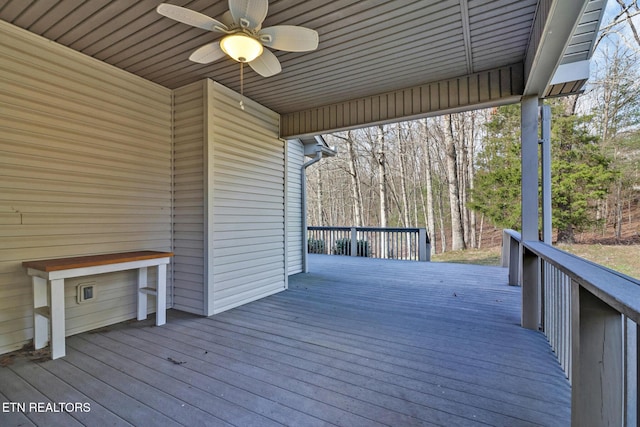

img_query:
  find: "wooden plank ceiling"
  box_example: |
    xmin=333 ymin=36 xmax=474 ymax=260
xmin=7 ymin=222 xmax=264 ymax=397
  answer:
xmin=0 ymin=0 xmax=604 ymax=128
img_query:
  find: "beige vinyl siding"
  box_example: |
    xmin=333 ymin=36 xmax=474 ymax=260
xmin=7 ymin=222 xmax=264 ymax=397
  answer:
xmin=208 ymin=81 xmax=285 ymax=315
xmin=287 ymin=140 xmax=304 ymax=275
xmin=0 ymin=22 xmax=172 ymax=355
xmin=172 ymin=81 xmax=206 ymax=314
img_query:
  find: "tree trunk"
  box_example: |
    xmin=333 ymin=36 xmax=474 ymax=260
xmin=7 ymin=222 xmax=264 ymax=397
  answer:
xmin=345 ymin=131 xmax=364 ymax=226
xmin=437 ymin=182 xmax=447 ymax=253
xmin=422 ymin=119 xmax=436 ymax=255
xmin=614 ymin=179 xmax=623 ymax=240
xmin=397 ymin=124 xmax=411 ymax=228
xmin=444 ymin=115 xmax=466 ymax=250
xmin=376 ymin=125 xmax=388 ymax=228
xmin=557 ymin=226 xmax=575 ymax=243
xmin=467 ymin=113 xmax=478 ymax=248
xmin=316 ymin=167 xmax=324 ymax=226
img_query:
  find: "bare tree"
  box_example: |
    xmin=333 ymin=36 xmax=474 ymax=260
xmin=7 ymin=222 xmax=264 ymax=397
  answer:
xmin=421 ymin=119 xmax=437 ymax=254
xmin=332 ymin=131 xmax=365 ymax=226
xmin=374 ymin=125 xmax=389 ymax=228
xmin=444 ymin=115 xmax=466 ymax=250
xmin=396 ymin=123 xmax=412 ymax=227
xmin=598 ymin=1 xmax=640 ymax=51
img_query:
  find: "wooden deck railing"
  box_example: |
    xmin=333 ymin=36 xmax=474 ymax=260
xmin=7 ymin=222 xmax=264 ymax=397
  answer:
xmin=308 ymin=226 xmax=430 ymax=261
xmin=502 ymin=229 xmax=639 ymax=426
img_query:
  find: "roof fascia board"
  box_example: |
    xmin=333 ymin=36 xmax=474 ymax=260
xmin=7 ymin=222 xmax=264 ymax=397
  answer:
xmin=523 ymin=0 xmax=590 ymax=96
xmin=550 ymin=60 xmax=590 ymax=85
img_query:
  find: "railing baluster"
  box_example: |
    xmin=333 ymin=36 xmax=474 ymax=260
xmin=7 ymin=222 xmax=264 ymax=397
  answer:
xmin=306 ymin=226 xmax=430 ymax=261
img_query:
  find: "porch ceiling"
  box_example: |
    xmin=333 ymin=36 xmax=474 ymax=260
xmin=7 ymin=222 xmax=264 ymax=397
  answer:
xmin=0 ymin=0 xmax=605 ymax=136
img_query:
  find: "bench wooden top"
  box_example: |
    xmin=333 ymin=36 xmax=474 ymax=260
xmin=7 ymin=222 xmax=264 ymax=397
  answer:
xmin=22 ymin=251 xmax=174 ymax=272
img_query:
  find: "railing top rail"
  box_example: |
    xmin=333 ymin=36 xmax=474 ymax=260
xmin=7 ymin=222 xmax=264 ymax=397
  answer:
xmin=503 ymin=229 xmax=522 ymax=242
xmin=308 ymin=226 xmax=422 ymax=233
xmin=523 ymin=240 xmax=640 ymax=323
xmin=308 ymin=226 xmax=352 ymax=231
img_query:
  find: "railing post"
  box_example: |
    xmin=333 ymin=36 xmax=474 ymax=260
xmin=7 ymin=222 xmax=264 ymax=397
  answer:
xmin=418 ymin=228 xmax=429 ymax=261
xmin=521 ymin=247 xmax=539 ymax=330
xmin=625 ymin=318 xmax=638 ymax=425
xmin=509 ymin=237 xmax=520 ymax=286
xmin=350 ymin=227 xmax=358 ymax=257
xmin=571 ymin=281 xmax=623 ymax=427
xmin=501 ymin=231 xmax=510 ymax=268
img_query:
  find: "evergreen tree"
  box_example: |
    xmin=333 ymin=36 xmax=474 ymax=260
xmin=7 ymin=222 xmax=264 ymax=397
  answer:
xmin=470 ymin=102 xmax=617 ymax=242
xmin=469 ymin=105 xmax=522 ymax=230
xmin=550 ymin=100 xmax=618 ymax=243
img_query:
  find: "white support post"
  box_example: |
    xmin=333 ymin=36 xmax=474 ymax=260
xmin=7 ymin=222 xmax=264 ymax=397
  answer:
xmin=137 ymin=267 xmax=148 ymax=321
xmin=571 ymin=281 xmax=623 ymax=427
xmin=49 ymin=278 xmax=66 ymax=359
xmin=32 ymin=276 xmax=48 ymax=350
xmin=541 ymin=104 xmax=552 ymax=244
xmin=350 ymin=227 xmax=358 ymax=257
xmin=156 ymin=264 xmax=167 ymax=326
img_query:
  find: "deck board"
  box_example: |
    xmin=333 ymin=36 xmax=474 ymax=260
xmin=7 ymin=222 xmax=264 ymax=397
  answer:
xmin=0 ymin=390 xmax=36 ymax=427
xmin=7 ymin=360 xmax=131 ymax=427
xmin=1 ymin=255 xmax=570 ymax=426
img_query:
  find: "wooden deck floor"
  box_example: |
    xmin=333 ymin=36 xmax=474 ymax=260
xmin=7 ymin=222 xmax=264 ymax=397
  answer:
xmin=1 ymin=255 xmax=570 ymax=426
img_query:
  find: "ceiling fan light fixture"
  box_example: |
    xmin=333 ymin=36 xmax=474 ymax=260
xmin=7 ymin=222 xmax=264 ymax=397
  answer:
xmin=220 ymin=33 xmax=263 ymax=62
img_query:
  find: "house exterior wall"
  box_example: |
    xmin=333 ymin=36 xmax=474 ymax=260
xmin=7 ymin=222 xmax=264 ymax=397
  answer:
xmin=172 ymin=80 xmax=286 ymax=316
xmin=207 ymin=81 xmax=286 ymax=315
xmin=0 ymin=22 xmax=173 ymax=354
xmin=286 ymin=140 xmax=304 ymax=275
xmin=172 ymin=81 xmax=206 ymax=315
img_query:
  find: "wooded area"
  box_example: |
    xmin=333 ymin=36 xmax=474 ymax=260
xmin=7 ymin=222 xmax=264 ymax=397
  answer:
xmin=306 ymin=1 xmax=640 ymax=253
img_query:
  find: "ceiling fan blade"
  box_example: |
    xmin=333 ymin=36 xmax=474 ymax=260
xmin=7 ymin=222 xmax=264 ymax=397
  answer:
xmin=249 ymin=49 xmax=282 ymax=77
xmin=220 ymin=10 xmax=235 ymax=28
xmin=157 ymin=3 xmax=228 ymax=32
xmin=259 ymin=26 xmax=319 ymax=52
xmin=189 ymin=42 xmax=226 ymax=64
xmin=228 ymin=0 xmax=268 ymax=30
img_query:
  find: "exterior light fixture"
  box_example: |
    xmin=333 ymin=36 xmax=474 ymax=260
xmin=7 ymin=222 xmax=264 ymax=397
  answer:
xmin=220 ymin=33 xmax=263 ymax=63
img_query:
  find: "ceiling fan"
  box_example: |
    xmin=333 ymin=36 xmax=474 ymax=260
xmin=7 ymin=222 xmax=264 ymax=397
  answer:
xmin=157 ymin=0 xmax=319 ymax=77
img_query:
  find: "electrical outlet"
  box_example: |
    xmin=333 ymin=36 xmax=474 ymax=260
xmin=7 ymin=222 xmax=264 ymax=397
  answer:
xmin=77 ymin=283 xmax=96 ymax=304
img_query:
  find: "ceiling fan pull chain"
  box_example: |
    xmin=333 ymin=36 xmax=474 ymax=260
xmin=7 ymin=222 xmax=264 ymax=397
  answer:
xmin=239 ymin=62 xmax=245 ymax=111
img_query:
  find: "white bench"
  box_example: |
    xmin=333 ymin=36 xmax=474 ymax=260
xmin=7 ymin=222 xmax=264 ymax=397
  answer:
xmin=23 ymin=251 xmax=173 ymax=360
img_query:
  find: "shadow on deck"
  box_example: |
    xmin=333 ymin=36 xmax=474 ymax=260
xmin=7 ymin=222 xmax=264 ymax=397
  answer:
xmin=0 ymin=255 xmax=570 ymax=426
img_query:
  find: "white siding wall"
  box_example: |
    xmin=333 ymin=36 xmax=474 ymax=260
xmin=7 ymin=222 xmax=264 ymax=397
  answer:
xmin=287 ymin=140 xmax=304 ymax=275
xmin=173 ymin=82 xmax=206 ymax=314
xmin=0 ymin=22 xmax=173 ymax=354
xmin=207 ymin=82 xmax=285 ymax=315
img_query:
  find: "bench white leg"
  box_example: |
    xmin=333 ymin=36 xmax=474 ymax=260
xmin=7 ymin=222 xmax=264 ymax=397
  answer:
xmin=137 ymin=267 xmax=148 ymax=321
xmin=49 ymin=279 xmax=66 ymax=359
xmin=156 ymin=264 xmax=166 ymax=326
xmin=32 ymin=276 xmax=48 ymax=350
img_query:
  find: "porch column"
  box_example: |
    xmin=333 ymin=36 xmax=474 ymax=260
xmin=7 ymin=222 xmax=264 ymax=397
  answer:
xmin=521 ymin=95 xmax=540 ymax=329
